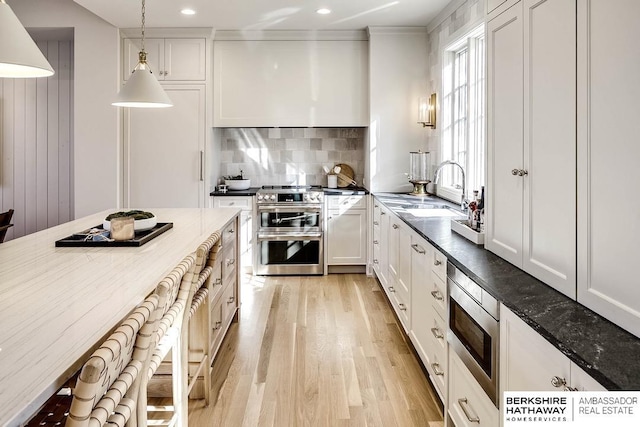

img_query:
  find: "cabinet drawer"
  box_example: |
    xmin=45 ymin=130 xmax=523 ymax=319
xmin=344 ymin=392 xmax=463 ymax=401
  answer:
xmin=391 ymin=290 xmax=410 ymax=333
xmin=222 ymin=221 xmax=238 ymax=249
xmin=208 ymin=261 xmax=223 ymax=303
xmin=449 ymin=351 xmax=499 ymax=427
xmin=432 ymin=249 xmax=447 ymax=281
xmin=327 ymin=195 xmax=366 ymax=210
xmin=431 ymin=273 xmax=447 ymax=318
xmin=221 ymin=244 xmax=237 ymax=285
xmin=221 ymin=276 xmax=238 ymax=325
xmin=213 ymin=196 xmax=253 ymax=210
xmin=426 ymin=344 xmax=447 ymax=401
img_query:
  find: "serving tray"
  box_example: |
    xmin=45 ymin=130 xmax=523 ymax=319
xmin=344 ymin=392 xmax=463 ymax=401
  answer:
xmin=55 ymin=222 xmax=173 ymax=247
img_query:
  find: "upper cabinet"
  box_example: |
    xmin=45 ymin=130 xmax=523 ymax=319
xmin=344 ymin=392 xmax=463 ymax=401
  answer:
xmin=486 ymin=0 xmax=576 ymax=298
xmin=213 ymin=36 xmax=369 ymax=127
xmin=122 ymin=38 xmax=206 ymax=81
xmin=576 ymin=0 xmax=640 ymax=337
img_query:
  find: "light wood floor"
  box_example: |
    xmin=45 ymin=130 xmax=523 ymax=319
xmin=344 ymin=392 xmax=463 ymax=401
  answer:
xmin=188 ymin=273 xmax=444 ymax=426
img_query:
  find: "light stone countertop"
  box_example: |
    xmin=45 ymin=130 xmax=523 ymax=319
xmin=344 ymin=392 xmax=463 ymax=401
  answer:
xmin=0 ymin=208 xmax=240 ymax=427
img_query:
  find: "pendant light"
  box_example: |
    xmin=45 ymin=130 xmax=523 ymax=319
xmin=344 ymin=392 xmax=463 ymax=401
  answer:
xmin=113 ymin=0 xmax=172 ymax=108
xmin=0 ymin=0 xmax=54 ymax=78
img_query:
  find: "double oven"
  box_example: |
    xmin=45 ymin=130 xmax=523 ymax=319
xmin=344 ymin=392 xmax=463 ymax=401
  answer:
xmin=254 ymin=186 xmax=324 ymax=275
xmin=447 ymin=262 xmax=500 ymax=407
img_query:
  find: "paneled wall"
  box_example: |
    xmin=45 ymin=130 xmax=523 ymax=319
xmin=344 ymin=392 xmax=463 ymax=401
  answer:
xmin=0 ymin=40 xmax=74 ymax=241
xmin=218 ymin=127 xmax=365 ymax=188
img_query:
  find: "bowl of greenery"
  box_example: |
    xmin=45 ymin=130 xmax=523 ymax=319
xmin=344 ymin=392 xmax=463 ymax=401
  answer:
xmin=103 ymin=210 xmax=157 ymax=231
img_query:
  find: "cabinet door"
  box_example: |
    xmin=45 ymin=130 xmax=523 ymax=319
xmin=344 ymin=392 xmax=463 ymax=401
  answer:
xmin=327 ymin=208 xmax=366 ymax=265
xmin=500 ymin=305 xmax=572 ymax=392
xmin=164 ymin=38 xmax=206 ymax=81
xmin=485 ymin=2 xmax=524 ymax=266
xmin=122 ymin=38 xmax=163 ymax=81
xmin=522 ymin=0 xmax=576 ymax=298
xmin=125 ymin=85 xmax=205 ymax=208
xmin=409 ymin=235 xmax=433 ymax=366
xmin=375 ymin=206 xmax=391 ymax=288
xmin=577 ymin=0 xmax=640 ymax=337
xmin=213 ymin=40 xmax=368 ymax=127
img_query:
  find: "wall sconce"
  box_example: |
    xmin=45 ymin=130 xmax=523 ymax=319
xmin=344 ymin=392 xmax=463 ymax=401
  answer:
xmin=418 ymin=93 xmax=436 ymax=129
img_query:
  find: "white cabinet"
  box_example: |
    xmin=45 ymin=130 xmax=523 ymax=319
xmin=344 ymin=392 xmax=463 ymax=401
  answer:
xmin=212 ymin=196 xmax=254 ymax=274
xmin=372 ymin=202 xmax=390 ymax=288
xmin=213 ymin=39 xmax=368 ymax=127
xmin=500 ymin=304 xmax=606 ymax=394
xmin=124 ymin=85 xmax=205 ymax=208
xmin=386 ymin=215 xmax=413 ymax=331
xmin=326 ymin=195 xmax=367 ymax=266
xmin=410 ymin=233 xmax=449 ymax=404
xmin=486 ymin=0 xmax=576 ymax=298
xmin=122 ymin=38 xmax=206 ymax=81
xmin=576 ymin=0 xmax=640 ymax=337
xmin=449 ymin=350 xmax=499 ymax=427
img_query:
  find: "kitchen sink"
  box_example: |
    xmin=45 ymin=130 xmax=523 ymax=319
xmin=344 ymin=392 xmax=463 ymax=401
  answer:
xmin=403 ymin=203 xmax=465 ymax=218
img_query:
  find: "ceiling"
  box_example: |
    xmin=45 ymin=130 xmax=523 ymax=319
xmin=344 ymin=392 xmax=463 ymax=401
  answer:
xmin=72 ymin=0 xmax=453 ymax=31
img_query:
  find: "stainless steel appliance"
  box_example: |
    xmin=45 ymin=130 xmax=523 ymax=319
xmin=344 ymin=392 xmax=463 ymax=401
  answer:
xmin=255 ymin=185 xmax=324 ymax=275
xmin=447 ymin=262 xmax=500 ymax=407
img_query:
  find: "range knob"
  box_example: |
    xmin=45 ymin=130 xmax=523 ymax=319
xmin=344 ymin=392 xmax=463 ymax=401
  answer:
xmin=269 ymin=194 xmax=276 ymax=201
xmin=257 ymin=194 xmax=264 ymax=201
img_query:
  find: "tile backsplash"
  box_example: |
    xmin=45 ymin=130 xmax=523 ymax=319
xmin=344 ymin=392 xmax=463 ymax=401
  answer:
xmin=218 ymin=128 xmax=365 ymax=187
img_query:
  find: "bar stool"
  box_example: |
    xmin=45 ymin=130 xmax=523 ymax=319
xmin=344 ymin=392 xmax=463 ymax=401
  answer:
xmin=65 ymin=292 xmax=163 ymax=427
xmin=138 ymin=254 xmax=197 ymax=427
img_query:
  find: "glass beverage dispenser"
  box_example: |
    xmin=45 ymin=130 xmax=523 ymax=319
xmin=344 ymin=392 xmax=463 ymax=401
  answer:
xmin=408 ymin=150 xmax=431 ymax=195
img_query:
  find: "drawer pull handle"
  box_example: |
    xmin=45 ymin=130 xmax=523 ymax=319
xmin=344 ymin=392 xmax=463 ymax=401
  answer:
xmin=215 ymin=278 xmax=222 ymax=285
xmin=227 ymin=296 xmax=235 ymax=304
xmin=227 ymin=259 xmax=235 ymax=266
xmin=374 ymin=204 xmax=379 ymax=208
xmin=512 ymin=168 xmax=519 ymax=176
xmin=229 ymin=228 xmax=235 ymax=233
xmin=373 ymin=240 xmax=379 ymax=245
xmin=431 ymin=327 xmax=444 ymax=340
xmin=392 ymin=224 xmax=399 ymax=229
xmin=388 ymin=286 xmax=395 ymax=293
xmin=431 ymin=362 xmax=444 ymax=376
xmin=381 ymin=212 xmax=386 ymax=215
xmin=373 ymin=221 xmax=379 ymax=226
xmin=398 ymin=303 xmax=407 ymax=311
xmin=411 ymin=243 xmax=425 ymax=254
xmin=434 ymin=259 xmax=442 ymax=266
xmin=430 ymin=290 xmax=444 ymax=301
xmin=214 ymin=321 xmax=222 ymax=330
xmin=458 ymin=398 xmax=480 ymax=423
xmin=373 ymin=259 xmax=379 ymax=264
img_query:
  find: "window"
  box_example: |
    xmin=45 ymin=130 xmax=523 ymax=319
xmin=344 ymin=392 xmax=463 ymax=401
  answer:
xmin=440 ymin=25 xmax=485 ymax=203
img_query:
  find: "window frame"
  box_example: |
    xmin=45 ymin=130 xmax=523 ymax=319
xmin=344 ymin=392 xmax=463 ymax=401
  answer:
xmin=438 ymin=24 xmax=486 ymax=204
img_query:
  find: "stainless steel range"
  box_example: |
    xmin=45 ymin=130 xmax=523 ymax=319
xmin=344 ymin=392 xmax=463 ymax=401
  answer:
xmin=255 ymin=185 xmax=324 ymax=275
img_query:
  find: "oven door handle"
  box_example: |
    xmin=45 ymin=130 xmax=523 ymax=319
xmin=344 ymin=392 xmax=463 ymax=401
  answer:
xmin=257 ymin=232 xmax=323 ymax=241
xmin=258 ymin=205 xmax=322 ymax=213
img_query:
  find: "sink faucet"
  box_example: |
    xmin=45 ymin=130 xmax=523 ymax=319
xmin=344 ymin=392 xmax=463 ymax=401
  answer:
xmin=433 ymin=160 xmax=467 ymax=211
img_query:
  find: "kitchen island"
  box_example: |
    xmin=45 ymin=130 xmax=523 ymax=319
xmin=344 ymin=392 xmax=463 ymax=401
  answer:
xmin=0 ymin=208 xmax=240 ymax=426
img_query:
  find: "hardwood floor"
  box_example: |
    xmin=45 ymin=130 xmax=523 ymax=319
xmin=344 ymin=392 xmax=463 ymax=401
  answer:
xmin=188 ymin=273 xmax=444 ymax=426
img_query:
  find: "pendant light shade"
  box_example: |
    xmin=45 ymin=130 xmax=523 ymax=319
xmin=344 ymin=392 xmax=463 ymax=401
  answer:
xmin=0 ymin=0 xmax=54 ymax=78
xmin=112 ymin=54 xmax=172 ymax=108
xmin=113 ymin=0 xmax=172 ymax=108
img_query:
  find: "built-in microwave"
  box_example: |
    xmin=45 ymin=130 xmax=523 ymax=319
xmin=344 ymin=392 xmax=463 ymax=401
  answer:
xmin=447 ymin=262 xmax=500 ymax=407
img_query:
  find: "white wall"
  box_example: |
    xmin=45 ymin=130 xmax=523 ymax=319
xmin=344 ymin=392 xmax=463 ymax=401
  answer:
xmin=367 ymin=27 xmax=429 ymax=193
xmin=425 ymin=0 xmax=485 ymax=174
xmin=9 ymin=0 xmax=119 ymax=218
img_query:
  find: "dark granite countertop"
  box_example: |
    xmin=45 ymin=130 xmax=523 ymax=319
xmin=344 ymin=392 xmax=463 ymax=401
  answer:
xmin=374 ymin=192 xmax=640 ymax=391
xmin=210 ymin=187 xmax=370 ymax=196
xmin=210 ymin=187 xmax=260 ymax=197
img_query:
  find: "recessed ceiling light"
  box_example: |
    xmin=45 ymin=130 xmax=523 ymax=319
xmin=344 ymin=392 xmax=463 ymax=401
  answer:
xmin=316 ymin=8 xmax=331 ymax=15
xmin=181 ymin=8 xmax=196 ymax=16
